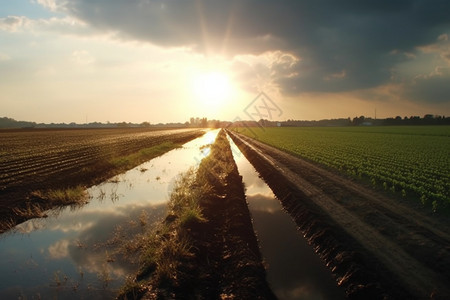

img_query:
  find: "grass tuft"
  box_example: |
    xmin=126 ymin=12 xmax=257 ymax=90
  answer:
xmin=179 ymin=206 xmax=207 ymax=227
xmin=31 ymin=185 xmax=88 ymax=206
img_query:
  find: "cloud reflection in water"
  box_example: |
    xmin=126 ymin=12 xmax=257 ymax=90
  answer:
xmin=0 ymin=201 xmax=167 ymax=299
xmin=0 ymin=130 xmax=221 ymax=299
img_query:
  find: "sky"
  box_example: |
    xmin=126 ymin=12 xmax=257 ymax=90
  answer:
xmin=0 ymin=0 xmax=449 ymax=124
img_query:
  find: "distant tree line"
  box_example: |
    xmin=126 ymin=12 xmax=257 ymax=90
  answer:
xmin=382 ymin=114 xmax=449 ymax=126
xmin=187 ymin=117 xmax=232 ymax=128
xmin=0 ymin=116 xmax=232 ymax=129
xmin=1 ymin=114 xmax=449 ymax=129
xmin=350 ymin=114 xmax=449 ymax=126
xmin=0 ymin=117 xmax=37 ymax=128
xmin=0 ymin=117 xmax=185 ymax=129
xmin=232 ymin=114 xmax=450 ymax=128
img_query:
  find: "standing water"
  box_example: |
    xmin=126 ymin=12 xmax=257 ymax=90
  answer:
xmin=228 ymin=136 xmax=345 ymax=300
xmin=0 ymin=130 xmax=219 ymax=299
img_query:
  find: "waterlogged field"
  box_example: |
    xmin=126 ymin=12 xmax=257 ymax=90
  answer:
xmin=0 ymin=127 xmax=203 ymax=231
xmin=236 ymin=126 xmax=450 ymax=212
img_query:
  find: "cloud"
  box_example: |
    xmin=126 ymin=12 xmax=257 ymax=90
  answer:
xmin=43 ymin=0 xmax=449 ymax=101
xmin=0 ymin=14 xmax=100 ymax=39
xmin=406 ymin=67 xmax=450 ymax=103
xmin=0 ymin=16 xmax=30 ymax=32
xmin=418 ymin=33 xmax=450 ymax=65
xmin=48 ymin=239 xmax=70 ymax=259
xmin=35 ymin=0 xmax=61 ymax=12
xmin=71 ymin=50 xmax=95 ymax=65
xmin=231 ymin=51 xmax=299 ymax=95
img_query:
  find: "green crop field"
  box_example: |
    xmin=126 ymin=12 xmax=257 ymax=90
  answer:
xmin=235 ymin=126 xmax=450 ymax=212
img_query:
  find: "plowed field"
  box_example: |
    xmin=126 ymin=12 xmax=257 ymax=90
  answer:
xmin=0 ymin=128 xmax=203 ymax=232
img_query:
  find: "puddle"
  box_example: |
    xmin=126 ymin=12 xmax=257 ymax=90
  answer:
xmin=228 ymin=136 xmax=345 ymax=300
xmin=0 ymin=129 xmax=219 ymax=299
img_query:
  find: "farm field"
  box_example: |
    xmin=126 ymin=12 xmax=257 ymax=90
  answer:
xmin=1 ymin=126 xmax=449 ymax=298
xmin=228 ymin=129 xmax=450 ymax=298
xmin=0 ymin=127 xmax=203 ymax=232
xmin=235 ymin=126 xmax=450 ymax=212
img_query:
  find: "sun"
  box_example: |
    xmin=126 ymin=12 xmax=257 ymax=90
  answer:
xmin=192 ymin=71 xmax=232 ymax=108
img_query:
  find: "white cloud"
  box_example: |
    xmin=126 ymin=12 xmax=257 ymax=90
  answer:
xmin=231 ymin=50 xmax=301 ymax=96
xmin=0 ymin=14 xmax=101 ymax=40
xmin=0 ymin=16 xmax=30 ymax=32
xmin=71 ymin=50 xmax=95 ymax=65
xmin=48 ymin=239 xmax=70 ymax=259
xmin=36 ymin=0 xmax=60 ymax=12
xmin=417 ymin=33 xmax=450 ymax=65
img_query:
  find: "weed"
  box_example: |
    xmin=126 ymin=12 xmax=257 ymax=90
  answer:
xmin=106 ymin=250 xmax=115 ymax=263
xmin=110 ymin=188 xmax=121 ymax=202
xmin=155 ymin=235 xmax=192 ymax=283
xmin=31 ymin=186 xmax=88 ymax=206
xmin=118 ymin=276 xmax=146 ymax=300
xmin=98 ymin=263 xmax=112 ymax=288
xmin=52 ymin=271 xmax=68 ymax=287
xmin=109 ymin=177 xmax=121 ymax=183
xmin=179 ymin=206 xmax=207 ymax=228
xmin=12 ymin=203 xmax=46 ymax=219
xmin=97 ymin=188 xmax=106 ymax=201
xmin=139 ymin=210 xmax=149 ymax=227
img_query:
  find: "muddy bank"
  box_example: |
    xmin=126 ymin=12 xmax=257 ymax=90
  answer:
xmin=227 ymin=130 xmax=413 ymax=299
xmin=121 ymin=130 xmax=275 ymax=299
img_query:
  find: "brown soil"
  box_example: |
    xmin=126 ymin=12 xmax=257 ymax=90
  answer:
xmin=129 ymin=130 xmax=276 ymax=299
xmin=227 ymin=130 xmax=450 ymax=300
xmin=0 ymin=128 xmax=204 ymax=232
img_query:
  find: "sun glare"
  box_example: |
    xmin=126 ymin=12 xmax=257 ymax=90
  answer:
xmin=192 ymin=71 xmax=232 ymax=108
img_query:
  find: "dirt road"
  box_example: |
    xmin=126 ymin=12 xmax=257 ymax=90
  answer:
xmin=228 ymin=130 xmax=450 ymax=299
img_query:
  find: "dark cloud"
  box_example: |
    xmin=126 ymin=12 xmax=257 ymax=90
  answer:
xmin=406 ymin=67 xmax=450 ymax=103
xmin=57 ymin=0 xmax=450 ymax=99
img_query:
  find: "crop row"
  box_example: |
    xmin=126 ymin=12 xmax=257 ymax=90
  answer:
xmin=237 ymin=126 xmax=450 ymax=212
xmin=0 ymin=128 xmax=202 ymax=196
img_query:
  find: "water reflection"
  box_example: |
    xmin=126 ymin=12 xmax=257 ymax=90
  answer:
xmin=0 ymin=130 xmax=219 ymax=299
xmin=228 ymin=136 xmax=345 ymax=300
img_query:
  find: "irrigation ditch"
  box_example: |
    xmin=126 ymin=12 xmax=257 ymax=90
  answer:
xmin=119 ymin=129 xmax=276 ymax=299
xmin=118 ymin=129 xmax=349 ymax=299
